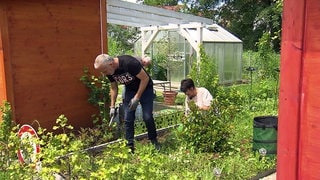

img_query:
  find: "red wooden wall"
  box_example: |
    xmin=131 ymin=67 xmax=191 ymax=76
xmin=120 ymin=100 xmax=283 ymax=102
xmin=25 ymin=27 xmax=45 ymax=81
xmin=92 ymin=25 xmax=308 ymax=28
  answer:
xmin=0 ymin=0 xmax=106 ymax=131
xmin=278 ymin=0 xmax=320 ymax=179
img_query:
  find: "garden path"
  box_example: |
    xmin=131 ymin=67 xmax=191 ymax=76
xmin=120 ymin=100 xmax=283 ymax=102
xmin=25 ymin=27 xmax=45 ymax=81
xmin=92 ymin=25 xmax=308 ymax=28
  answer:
xmin=260 ymin=172 xmax=276 ymax=180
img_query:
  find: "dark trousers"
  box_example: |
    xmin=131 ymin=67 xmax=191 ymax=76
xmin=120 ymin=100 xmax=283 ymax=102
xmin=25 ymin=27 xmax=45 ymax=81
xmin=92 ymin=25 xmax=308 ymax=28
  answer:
xmin=123 ymin=86 xmax=157 ymax=146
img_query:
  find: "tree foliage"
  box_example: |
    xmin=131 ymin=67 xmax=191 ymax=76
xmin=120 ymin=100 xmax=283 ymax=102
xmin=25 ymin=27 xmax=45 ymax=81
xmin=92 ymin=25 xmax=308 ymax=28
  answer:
xmin=180 ymin=0 xmax=223 ymax=18
xmin=143 ymin=0 xmax=178 ymax=6
xmin=143 ymin=0 xmax=282 ymax=52
xmin=107 ymin=24 xmax=140 ymax=55
xmin=214 ymin=0 xmax=283 ymax=51
xmin=108 ymin=0 xmax=282 ymax=53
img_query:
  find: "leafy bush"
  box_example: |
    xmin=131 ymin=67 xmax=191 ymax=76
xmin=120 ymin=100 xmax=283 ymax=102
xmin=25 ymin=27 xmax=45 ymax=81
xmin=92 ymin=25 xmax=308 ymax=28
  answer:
xmin=150 ymin=53 xmax=168 ymax=81
xmin=0 ymin=102 xmax=13 ymax=147
xmin=177 ymin=102 xmax=231 ymax=153
xmin=174 ymin=92 xmax=185 ymax=105
xmin=177 ymin=45 xmax=245 ymax=153
xmin=0 ymin=102 xmax=21 ymax=179
xmin=241 ymin=49 xmax=280 ymax=110
xmin=189 ymin=45 xmax=219 ymax=95
xmin=80 ymin=68 xmax=110 ymax=127
xmin=0 ymin=90 xmax=276 ymax=179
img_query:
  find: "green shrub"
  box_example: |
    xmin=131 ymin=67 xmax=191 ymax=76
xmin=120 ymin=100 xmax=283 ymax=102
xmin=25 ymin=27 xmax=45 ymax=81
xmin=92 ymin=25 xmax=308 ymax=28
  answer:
xmin=177 ymin=108 xmax=231 ymax=153
xmin=177 ymin=45 xmax=245 ymax=153
xmin=80 ymin=68 xmax=111 ymax=127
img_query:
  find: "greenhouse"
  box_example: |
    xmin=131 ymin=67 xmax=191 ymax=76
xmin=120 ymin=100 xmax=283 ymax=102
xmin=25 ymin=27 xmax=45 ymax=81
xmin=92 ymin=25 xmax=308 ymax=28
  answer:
xmin=136 ymin=23 xmax=243 ymax=85
xmin=107 ymin=0 xmax=243 ymax=85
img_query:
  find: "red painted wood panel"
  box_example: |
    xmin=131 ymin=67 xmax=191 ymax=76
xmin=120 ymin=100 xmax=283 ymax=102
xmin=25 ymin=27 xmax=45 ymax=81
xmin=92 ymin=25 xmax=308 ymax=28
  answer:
xmin=0 ymin=1 xmax=15 ymax=116
xmin=0 ymin=50 xmax=7 ymax=103
xmin=298 ymin=0 xmax=320 ymax=179
xmin=278 ymin=0 xmax=305 ymax=179
xmin=279 ymin=0 xmax=320 ymax=179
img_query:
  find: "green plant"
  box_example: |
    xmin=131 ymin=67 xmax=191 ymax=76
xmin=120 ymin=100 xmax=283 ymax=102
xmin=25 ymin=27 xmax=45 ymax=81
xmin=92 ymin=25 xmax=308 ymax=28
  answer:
xmin=151 ymin=53 xmax=167 ymax=81
xmin=242 ymin=50 xmax=280 ymax=110
xmin=257 ymin=32 xmax=281 ymax=80
xmin=189 ymin=45 xmax=246 ymax=110
xmin=0 ymin=85 xmax=276 ymax=179
xmin=107 ymin=24 xmax=138 ymax=55
xmin=0 ymin=101 xmax=13 ymax=143
xmin=177 ymin=45 xmax=245 ymax=153
xmin=36 ymin=115 xmax=110 ymax=179
xmin=177 ymin=101 xmax=232 ymax=153
xmin=80 ymin=68 xmax=110 ymax=126
xmin=0 ymin=102 xmax=21 ymax=179
xmin=174 ymin=92 xmax=185 ymax=105
xmin=190 ymin=45 xmax=219 ymax=94
xmin=148 ymin=33 xmax=182 ymax=86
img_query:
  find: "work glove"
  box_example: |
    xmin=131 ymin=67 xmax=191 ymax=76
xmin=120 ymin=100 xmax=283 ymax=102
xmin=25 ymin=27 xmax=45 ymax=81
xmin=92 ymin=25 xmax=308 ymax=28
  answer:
xmin=128 ymin=98 xmax=139 ymax=111
xmin=109 ymin=107 xmax=115 ymax=118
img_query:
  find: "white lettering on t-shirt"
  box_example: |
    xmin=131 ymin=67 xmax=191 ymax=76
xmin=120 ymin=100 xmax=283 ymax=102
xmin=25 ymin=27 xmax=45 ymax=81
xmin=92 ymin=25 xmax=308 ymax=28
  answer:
xmin=112 ymin=72 xmax=135 ymax=85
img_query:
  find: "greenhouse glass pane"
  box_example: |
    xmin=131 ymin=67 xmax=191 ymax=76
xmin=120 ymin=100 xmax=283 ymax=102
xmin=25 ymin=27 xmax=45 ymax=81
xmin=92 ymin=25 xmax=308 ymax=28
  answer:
xmin=213 ymin=43 xmax=225 ymax=83
xmin=224 ymin=43 xmax=235 ymax=83
xmin=168 ymin=60 xmax=185 ymax=82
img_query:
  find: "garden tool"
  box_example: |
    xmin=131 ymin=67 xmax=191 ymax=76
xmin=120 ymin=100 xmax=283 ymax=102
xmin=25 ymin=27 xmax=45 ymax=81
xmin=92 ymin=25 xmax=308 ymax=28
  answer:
xmin=109 ymin=106 xmax=119 ymax=126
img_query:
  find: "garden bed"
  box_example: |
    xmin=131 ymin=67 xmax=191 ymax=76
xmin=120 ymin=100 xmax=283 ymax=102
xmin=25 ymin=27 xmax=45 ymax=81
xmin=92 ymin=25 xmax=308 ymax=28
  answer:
xmin=0 ymin=83 xmax=277 ymax=179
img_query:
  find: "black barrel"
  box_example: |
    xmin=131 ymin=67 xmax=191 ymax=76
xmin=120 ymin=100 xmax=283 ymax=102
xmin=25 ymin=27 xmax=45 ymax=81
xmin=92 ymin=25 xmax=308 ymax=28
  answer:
xmin=253 ymin=116 xmax=278 ymax=156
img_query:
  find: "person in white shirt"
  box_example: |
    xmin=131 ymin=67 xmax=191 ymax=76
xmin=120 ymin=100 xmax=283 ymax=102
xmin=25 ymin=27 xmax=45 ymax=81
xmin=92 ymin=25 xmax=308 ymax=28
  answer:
xmin=180 ymin=78 xmax=213 ymax=113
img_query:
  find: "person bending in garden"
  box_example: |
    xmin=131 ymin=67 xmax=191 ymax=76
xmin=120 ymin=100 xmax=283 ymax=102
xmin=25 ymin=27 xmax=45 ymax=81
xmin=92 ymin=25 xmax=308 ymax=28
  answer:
xmin=135 ymin=55 xmax=152 ymax=67
xmin=180 ymin=78 xmax=213 ymax=113
xmin=122 ymin=56 xmax=152 ymax=101
xmin=94 ymin=54 xmax=160 ymax=153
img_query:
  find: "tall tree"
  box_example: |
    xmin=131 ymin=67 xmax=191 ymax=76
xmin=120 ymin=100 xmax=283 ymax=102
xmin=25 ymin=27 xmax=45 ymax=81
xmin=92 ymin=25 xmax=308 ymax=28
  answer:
xmin=143 ymin=0 xmax=178 ymax=6
xmin=180 ymin=0 xmax=223 ymax=18
xmin=215 ymin=0 xmax=282 ymax=51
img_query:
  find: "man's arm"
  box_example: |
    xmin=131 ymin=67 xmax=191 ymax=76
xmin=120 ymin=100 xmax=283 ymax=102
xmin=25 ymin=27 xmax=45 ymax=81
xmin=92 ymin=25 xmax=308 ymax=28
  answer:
xmin=134 ymin=69 xmax=149 ymax=100
xmin=110 ymin=81 xmax=118 ymax=107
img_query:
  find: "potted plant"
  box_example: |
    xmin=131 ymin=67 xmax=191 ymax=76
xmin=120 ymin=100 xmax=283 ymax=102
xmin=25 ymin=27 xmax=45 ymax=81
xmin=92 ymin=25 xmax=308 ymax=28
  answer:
xmin=163 ymin=52 xmax=183 ymax=105
xmin=148 ymin=34 xmax=180 ymax=105
xmin=151 ymin=54 xmax=177 ymax=105
xmin=162 ymin=90 xmax=178 ymax=105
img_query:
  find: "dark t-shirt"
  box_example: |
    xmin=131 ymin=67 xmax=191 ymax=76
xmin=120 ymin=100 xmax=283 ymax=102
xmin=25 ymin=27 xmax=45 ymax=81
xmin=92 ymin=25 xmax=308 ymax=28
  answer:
xmin=107 ymin=55 xmax=153 ymax=92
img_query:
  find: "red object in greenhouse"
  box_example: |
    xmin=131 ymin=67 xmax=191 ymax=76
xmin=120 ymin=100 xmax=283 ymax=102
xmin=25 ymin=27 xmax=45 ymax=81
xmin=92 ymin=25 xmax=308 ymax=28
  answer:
xmin=278 ymin=0 xmax=320 ymax=179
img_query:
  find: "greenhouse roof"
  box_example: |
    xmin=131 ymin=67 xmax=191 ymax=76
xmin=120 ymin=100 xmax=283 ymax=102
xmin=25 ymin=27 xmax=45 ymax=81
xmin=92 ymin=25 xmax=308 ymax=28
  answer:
xmin=186 ymin=24 xmax=242 ymax=43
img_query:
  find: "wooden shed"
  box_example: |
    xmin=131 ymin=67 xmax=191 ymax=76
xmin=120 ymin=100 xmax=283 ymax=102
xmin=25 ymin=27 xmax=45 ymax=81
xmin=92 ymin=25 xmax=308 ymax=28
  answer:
xmin=278 ymin=0 xmax=320 ymax=178
xmin=0 ymin=0 xmax=106 ymax=131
